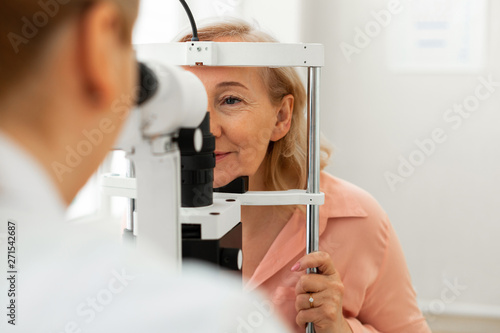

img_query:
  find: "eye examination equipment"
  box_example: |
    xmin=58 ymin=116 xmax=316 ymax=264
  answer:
xmin=100 ymin=2 xmax=324 ymax=332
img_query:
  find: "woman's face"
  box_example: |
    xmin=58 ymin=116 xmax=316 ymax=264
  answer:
xmin=185 ymin=65 xmax=292 ymax=189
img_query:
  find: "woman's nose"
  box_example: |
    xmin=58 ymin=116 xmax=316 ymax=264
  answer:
xmin=208 ymin=109 xmax=222 ymax=138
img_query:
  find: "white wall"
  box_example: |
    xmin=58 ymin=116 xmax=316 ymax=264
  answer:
xmin=240 ymin=0 xmax=302 ymax=43
xmin=133 ymin=0 xmax=302 ymax=44
xmin=299 ymin=0 xmax=500 ymax=331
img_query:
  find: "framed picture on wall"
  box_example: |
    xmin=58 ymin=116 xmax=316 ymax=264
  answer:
xmin=387 ymin=0 xmax=488 ymax=73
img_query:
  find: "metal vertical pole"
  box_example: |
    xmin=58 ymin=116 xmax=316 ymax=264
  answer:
xmin=306 ymin=67 xmax=321 ymax=333
xmin=126 ymin=159 xmax=136 ymax=233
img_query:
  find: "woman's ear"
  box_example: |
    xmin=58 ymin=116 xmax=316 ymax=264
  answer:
xmin=270 ymin=94 xmax=294 ymax=142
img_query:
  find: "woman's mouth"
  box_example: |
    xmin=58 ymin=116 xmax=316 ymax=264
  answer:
xmin=215 ymin=152 xmax=231 ymax=162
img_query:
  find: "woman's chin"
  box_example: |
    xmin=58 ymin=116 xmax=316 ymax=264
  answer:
xmin=213 ymin=171 xmax=240 ymax=189
xmin=213 ymin=167 xmax=234 ymax=189
xmin=213 ymin=178 xmax=233 ymax=189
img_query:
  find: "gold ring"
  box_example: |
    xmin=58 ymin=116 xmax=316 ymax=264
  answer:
xmin=309 ymin=293 xmax=314 ymax=308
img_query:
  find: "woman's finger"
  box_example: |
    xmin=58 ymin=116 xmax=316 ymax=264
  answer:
xmin=296 ymin=304 xmax=339 ymax=330
xmin=296 ymin=307 xmax=322 ymax=329
xmin=295 ymin=291 xmax=328 ymax=312
xmin=294 ymin=271 xmax=334 ymax=294
xmin=290 ymin=251 xmax=336 ymax=275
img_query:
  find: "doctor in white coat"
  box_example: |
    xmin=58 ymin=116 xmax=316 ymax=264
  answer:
xmin=0 ymin=0 xmax=289 ymax=332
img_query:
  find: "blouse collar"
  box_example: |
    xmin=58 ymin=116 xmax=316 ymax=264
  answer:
xmin=244 ymin=172 xmax=368 ymax=291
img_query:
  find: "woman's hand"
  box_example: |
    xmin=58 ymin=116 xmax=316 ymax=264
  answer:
xmin=291 ymin=251 xmax=353 ymax=333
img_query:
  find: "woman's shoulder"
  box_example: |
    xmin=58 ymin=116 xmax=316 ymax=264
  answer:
xmin=319 ymin=171 xmax=389 ymax=222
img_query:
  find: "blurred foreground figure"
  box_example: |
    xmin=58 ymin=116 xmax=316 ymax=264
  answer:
xmin=0 ymin=1 xmax=289 ymax=332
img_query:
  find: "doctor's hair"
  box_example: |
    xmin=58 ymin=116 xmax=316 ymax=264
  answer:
xmin=178 ymin=19 xmax=332 ymax=192
xmin=0 ymin=0 xmax=138 ymax=100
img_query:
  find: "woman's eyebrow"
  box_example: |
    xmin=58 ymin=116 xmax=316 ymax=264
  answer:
xmin=216 ymin=81 xmax=248 ymax=90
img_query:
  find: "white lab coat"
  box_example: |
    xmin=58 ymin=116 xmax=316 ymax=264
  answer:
xmin=0 ymin=132 xmax=289 ymax=333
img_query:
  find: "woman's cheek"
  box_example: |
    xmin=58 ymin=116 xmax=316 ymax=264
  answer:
xmin=246 ymin=129 xmax=273 ymax=162
xmin=256 ymin=127 xmax=274 ymax=147
xmin=238 ymin=146 xmax=267 ymax=177
xmin=239 ymin=123 xmax=272 ymax=154
xmin=213 ymin=119 xmax=272 ymax=184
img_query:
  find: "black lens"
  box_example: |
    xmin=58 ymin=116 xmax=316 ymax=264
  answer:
xmin=137 ymin=62 xmax=158 ymax=106
xmin=179 ymin=113 xmax=215 ymax=207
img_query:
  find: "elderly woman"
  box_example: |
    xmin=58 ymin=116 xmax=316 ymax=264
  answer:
xmin=179 ymin=21 xmax=431 ymax=333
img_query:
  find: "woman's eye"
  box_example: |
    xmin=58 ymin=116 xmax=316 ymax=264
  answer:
xmin=223 ymin=97 xmax=241 ymax=105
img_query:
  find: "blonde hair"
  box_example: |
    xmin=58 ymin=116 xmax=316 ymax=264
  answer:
xmin=179 ymin=19 xmax=332 ymax=191
xmin=0 ymin=0 xmax=138 ymax=100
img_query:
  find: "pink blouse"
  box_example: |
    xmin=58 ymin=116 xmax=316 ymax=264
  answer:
xmin=244 ymin=172 xmax=431 ymax=333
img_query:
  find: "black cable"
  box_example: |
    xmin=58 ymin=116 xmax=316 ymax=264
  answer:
xmin=178 ymin=0 xmax=199 ymax=41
